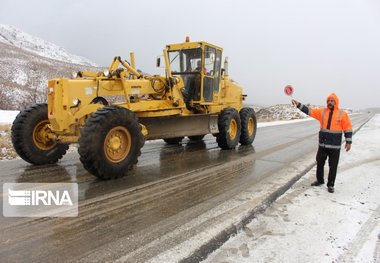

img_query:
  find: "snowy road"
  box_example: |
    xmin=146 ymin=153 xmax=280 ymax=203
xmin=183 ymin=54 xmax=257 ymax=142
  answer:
xmin=0 ymin=113 xmax=372 ymax=262
xmin=204 ymin=114 xmax=380 ymax=263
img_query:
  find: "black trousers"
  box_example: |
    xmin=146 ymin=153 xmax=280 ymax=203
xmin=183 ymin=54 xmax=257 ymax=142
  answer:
xmin=316 ymin=146 xmax=341 ymax=187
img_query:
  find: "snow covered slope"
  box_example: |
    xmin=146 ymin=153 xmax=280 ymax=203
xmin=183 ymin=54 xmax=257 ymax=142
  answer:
xmin=0 ymin=25 xmax=101 ymax=110
xmin=0 ymin=24 xmax=97 ymax=66
xmin=256 ymin=104 xmax=308 ymax=121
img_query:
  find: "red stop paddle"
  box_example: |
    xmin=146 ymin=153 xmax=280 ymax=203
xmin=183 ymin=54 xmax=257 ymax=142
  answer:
xmin=284 ymin=85 xmax=297 ymax=107
xmin=284 ymin=85 xmax=294 ymax=97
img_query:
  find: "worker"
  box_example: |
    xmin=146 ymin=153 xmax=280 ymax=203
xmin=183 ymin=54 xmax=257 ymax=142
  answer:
xmin=292 ymin=93 xmax=352 ymax=193
xmin=194 ymin=60 xmax=207 ymax=74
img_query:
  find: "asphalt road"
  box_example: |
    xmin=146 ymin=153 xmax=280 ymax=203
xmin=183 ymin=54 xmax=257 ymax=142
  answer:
xmin=0 ymin=113 xmax=371 ymax=262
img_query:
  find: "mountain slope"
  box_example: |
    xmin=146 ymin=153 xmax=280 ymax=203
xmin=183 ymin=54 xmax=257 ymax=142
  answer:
xmin=0 ymin=24 xmax=97 ymax=66
xmin=0 ymin=25 xmax=101 ymax=110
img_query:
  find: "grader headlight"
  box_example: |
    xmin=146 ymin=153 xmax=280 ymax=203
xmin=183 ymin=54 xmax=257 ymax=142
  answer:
xmin=72 ymin=98 xmax=81 ymax=107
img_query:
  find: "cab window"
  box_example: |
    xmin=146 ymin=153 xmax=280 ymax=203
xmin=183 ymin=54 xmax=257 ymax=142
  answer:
xmin=204 ymin=46 xmax=216 ymax=75
xmin=168 ymin=48 xmax=202 ymax=73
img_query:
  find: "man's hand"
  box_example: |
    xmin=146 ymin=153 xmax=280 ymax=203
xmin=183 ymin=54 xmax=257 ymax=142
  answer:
xmin=291 ymin=99 xmax=299 ymax=107
xmin=345 ymin=143 xmax=351 ymax=152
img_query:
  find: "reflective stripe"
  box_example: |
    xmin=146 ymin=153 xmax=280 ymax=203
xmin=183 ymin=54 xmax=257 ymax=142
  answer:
xmin=346 ymin=138 xmax=352 ymax=142
xmin=319 ymin=143 xmax=341 ymax=149
xmin=320 ymin=129 xmax=343 ymax=134
xmin=344 ymin=129 xmax=353 ymax=133
xmin=345 ymin=131 xmax=353 ymax=140
xmin=299 ymin=103 xmax=309 ymax=115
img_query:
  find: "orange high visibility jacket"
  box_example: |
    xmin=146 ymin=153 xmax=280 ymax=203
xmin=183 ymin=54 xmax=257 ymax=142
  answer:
xmin=298 ymin=93 xmax=352 ymax=149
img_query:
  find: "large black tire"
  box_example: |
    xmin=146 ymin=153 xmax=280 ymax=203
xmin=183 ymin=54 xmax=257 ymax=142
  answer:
xmin=216 ymin=108 xmax=241 ymax=149
xmin=11 ymin=103 xmax=69 ymax=165
xmin=163 ymin=137 xmax=184 ymax=145
xmin=188 ymin=135 xmax=205 ymax=141
xmin=239 ymin=107 xmax=257 ymax=145
xmin=78 ymin=106 xmax=144 ymax=179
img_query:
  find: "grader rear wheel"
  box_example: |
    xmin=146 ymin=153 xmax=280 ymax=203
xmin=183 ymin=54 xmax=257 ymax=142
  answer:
xmin=216 ymin=108 xmax=241 ymax=149
xmin=78 ymin=106 xmax=144 ymax=179
xmin=239 ymin=107 xmax=257 ymax=145
xmin=11 ymin=103 xmax=68 ymax=164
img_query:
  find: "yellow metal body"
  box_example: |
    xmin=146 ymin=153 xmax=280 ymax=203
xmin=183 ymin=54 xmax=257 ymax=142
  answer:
xmin=46 ymin=41 xmax=244 ymax=143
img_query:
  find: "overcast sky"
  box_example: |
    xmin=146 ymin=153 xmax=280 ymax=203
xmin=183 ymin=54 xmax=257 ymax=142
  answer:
xmin=1 ymin=0 xmax=379 ymax=109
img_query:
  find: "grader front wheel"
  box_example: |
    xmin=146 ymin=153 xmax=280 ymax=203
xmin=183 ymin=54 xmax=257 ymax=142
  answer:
xmin=33 ymin=120 xmax=56 ymax=150
xmin=78 ymin=106 xmax=144 ymax=179
xmin=104 ymin=126 xmax=132 ymax=163
xmin=11 ymin=103 xmax=69 ymax=165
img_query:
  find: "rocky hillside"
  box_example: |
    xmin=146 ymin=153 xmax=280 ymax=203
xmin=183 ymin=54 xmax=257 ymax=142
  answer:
xmin=0 ymin=25 xmax=101 ymax=110
xmin=255 ymin=104 xmax=308 ymax=121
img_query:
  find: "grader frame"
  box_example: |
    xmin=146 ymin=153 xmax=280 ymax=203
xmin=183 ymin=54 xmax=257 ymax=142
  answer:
xmin=11 ymin=39 xmax=257 ymax=179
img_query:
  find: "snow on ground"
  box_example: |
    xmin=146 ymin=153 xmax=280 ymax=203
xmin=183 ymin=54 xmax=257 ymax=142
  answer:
xmin=0 ymin=111 xmax=18 ymax=160
xmin=258 ymin=117 xmax=312 ymax=127
xmin=12 ymin=70 xmax=28 ymax=86
xmin=203 ymin=114 xmax=380 ymax=263
xmin=1 ymin=111 xmax=378 ymax=261
xmin=0 ymin=110 xmax=19 ymax=124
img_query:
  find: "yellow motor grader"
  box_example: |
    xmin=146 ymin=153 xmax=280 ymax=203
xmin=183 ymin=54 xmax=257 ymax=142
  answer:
xmin=11 ymin=38 xmax=257 ymax=179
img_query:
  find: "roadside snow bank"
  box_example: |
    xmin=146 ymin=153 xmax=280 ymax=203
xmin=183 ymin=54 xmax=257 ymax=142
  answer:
xmin=204 ymin=114 xmax=380 ymax=263
xmin=258 ymin=117 xmax=312 ymax=127
xmin=256 ymin=104 xmax=308 ymax=121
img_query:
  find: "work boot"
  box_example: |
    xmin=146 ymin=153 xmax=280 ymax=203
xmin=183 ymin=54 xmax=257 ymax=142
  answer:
xmin=311 ymin=181 xmax=324 ymax=186
xmin=328 ymin=186 xmax=334 ymax=193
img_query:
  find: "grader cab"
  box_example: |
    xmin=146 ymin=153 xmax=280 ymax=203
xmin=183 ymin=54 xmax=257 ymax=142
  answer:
xmin=11 ymin=38 xmax=257 ymax=179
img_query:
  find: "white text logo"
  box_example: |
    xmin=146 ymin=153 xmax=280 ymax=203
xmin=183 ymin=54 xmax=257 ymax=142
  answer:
xmin=8 ymin=189 xmax=73 ymax=206
xmin=3 ymin=183 xmax=78 ymax=217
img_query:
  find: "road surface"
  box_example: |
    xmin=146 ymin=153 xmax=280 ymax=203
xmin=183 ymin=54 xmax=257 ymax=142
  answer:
xmin=0 ymin=113 xmax=371 ymax=262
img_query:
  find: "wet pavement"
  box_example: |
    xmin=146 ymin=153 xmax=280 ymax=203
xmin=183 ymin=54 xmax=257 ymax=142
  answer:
xmin=0 ymin=114 xmax=371 ymax=262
